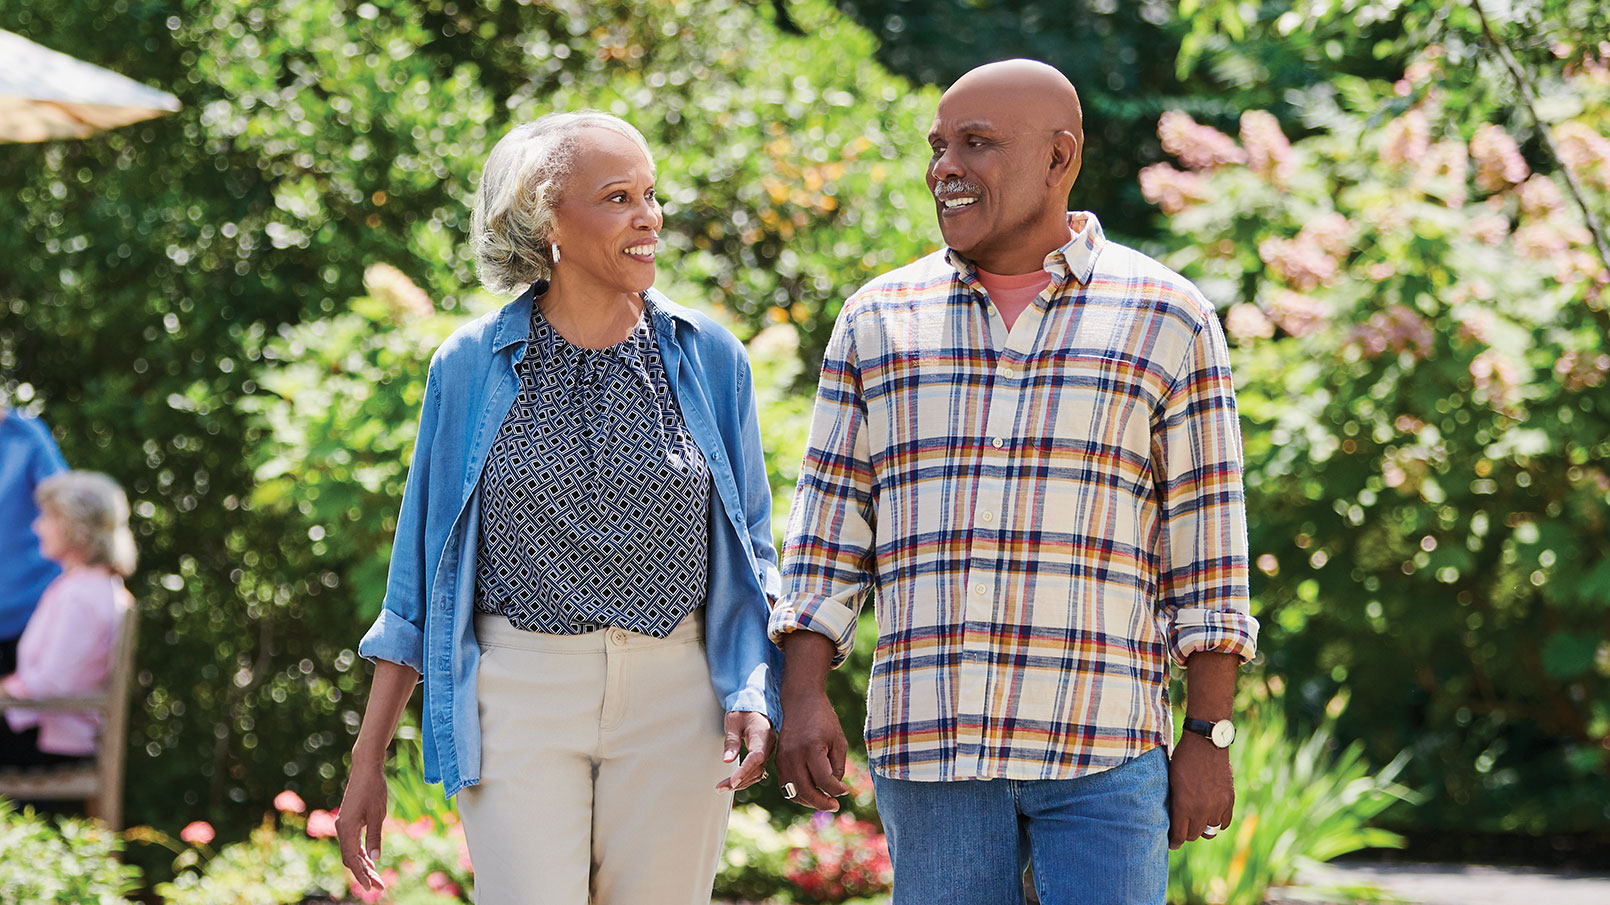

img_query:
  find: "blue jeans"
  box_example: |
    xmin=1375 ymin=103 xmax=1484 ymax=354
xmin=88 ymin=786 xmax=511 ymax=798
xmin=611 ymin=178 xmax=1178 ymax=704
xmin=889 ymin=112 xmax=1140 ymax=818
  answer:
xmin=872 ymin=746 xmax=1169 ymax=905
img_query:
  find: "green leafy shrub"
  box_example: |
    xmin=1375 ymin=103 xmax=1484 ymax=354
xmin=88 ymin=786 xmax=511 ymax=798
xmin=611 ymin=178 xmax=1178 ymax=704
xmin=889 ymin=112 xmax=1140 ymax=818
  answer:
xmin=1141 ymin=49 xmax=1610 ymax=833
xmin=0 ymin=799 xmax=141 ymax=904
xmin=1168 ymin=693 xmax=1415 ymax=905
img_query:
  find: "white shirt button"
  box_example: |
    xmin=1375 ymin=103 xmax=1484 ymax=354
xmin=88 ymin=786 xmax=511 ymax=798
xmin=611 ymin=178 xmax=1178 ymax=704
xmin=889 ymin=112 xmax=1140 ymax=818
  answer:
xmin=991 ymin=437 xmax=1005 ymax=449
xmin=974 ymin=584 xmax=988 ymax=596
xmin=1001 ymin=366 xmax=1015 ymax=379
xmin=981 ymin=511 xmax=995 ymax=523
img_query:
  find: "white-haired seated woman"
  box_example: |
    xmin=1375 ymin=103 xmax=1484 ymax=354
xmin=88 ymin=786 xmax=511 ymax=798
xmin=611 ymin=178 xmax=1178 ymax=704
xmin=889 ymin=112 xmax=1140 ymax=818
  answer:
xmin=336 ymin=112 xmax=782 ymax=905
xmin=0 ymin=471 xmax=136 ymax=767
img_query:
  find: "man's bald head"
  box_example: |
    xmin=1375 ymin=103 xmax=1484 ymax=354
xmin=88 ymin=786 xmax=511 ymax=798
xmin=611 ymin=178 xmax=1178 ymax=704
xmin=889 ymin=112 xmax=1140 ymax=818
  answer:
xmin=924 ymin=60 xmax=1086 ymax=273
xmin=942 ymin=59 xmax=1083 ymax=188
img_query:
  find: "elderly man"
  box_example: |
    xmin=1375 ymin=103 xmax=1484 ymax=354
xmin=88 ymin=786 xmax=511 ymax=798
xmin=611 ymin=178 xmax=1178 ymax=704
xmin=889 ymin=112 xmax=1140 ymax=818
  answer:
xmin=771 ymin=60 xmax=1259 ymax=904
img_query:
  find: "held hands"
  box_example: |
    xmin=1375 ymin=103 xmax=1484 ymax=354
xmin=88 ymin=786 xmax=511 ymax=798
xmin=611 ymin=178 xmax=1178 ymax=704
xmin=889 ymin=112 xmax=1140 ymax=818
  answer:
xmin=335 ymin=762 xmax=389 ymax=891
xmin=717 ymin=710 xmax=777 ymax=792
xmin=775 ymin=686 xmax=850 ymax=811
xmin=1167 ymin=732 xmax=1235 ymax=849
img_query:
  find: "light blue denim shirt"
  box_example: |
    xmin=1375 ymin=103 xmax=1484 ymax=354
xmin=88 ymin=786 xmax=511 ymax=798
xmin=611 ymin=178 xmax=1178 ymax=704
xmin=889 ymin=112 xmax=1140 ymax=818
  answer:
xmin=358 ymin=284 xmax=782 ymax=798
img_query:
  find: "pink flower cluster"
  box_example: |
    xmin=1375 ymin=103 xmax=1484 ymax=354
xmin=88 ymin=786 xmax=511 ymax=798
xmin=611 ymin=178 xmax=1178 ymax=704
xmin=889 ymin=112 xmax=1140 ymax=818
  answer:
xmin=1379 ymin=110 xmax=1430 ymax=170
xmin=1239 ymin=110 xmax=1292 ymax=179
xmin=1470 ymin=124 xmax=1529 ymax=193
xmin=1225 ymin=303 xmax=1275 ymax=342
xmin=1138 ymin=163 xmax=1210 ymax=214
xmin=1470 ymin=349 xmax=1521 ymax=416
xmin=1352 ymin=305 xmax=1433 ymax=360
xmin=1157 ymin=111 xmax=1246 ymax=170
xmin=1269 ymin=290 xmax=1330 ymax=338
xmin=1414 ymin=140 xmax=1469 ymax=207
xmin=364 ymin=262 xmax=435 ymax=320
xmin=1553 ymin=121 xmax=1610 ymax=189
xmin=784 ymin=812 xmax=893 ymax=903
xmin=1555 ymin=350 xmax=1610 ymax=392
xmin=1516 ymin=174 xmax=1567 ymax=218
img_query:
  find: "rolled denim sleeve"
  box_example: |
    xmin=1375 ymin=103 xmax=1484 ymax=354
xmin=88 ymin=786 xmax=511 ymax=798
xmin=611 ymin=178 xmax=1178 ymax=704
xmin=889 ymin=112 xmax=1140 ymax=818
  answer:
xmin=725 ymin=355 xmax=783 ymax=721
xmin=770 ymin=306 xmax=876 ymax=666
xmin=357 ymin=367 xmax=441 ymax=678
xmin=1154 ymin=312 xmax=1259 ymax=666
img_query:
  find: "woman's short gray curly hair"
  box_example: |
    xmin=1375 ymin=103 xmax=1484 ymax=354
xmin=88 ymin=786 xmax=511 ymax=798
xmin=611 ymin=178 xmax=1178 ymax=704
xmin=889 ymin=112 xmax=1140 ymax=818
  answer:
xmin=471 ymin=112 xmax=655 ymax=294
xmin=36 ymin=470 xmax=138 ymax=578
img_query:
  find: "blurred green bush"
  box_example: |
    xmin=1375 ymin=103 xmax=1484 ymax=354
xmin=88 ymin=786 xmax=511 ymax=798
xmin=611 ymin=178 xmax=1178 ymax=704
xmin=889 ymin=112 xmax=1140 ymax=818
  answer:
xmin=0 ymin=799 xmax=142 ymax=904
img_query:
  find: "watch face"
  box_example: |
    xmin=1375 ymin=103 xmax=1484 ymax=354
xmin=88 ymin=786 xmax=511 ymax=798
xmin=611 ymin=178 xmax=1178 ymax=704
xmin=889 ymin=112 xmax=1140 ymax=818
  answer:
xmin=1211 ymin=721 xmax=1236 ymax=748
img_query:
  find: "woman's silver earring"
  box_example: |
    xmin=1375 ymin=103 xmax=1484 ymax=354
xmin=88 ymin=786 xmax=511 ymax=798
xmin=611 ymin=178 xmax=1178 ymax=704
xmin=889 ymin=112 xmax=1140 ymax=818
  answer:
xmin=551 ymin=242 xmax=562 ymax=264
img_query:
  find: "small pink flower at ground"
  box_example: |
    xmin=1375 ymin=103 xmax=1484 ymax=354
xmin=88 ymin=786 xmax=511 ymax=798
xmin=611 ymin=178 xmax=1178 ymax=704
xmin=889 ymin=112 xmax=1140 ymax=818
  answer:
xmin=274 ymin=790 xmax=306 ymax=814
xmin=350 ymin=880 xmax=384 ymax=905
xmin=406 ymin=816 xmax=434 ymax=840
xmin=179 ymin=820 xmax=215 ymax=846
xmin=426 ymin=871 xmax=462 ymax=897
xmin=306 ymin=808 xmax=339 ymax=839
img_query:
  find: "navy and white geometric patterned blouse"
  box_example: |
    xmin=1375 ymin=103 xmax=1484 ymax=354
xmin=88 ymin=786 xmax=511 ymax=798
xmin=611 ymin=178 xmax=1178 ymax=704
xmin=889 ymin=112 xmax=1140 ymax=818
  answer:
xmin=474 ymin=294 xmax=711 ymax=637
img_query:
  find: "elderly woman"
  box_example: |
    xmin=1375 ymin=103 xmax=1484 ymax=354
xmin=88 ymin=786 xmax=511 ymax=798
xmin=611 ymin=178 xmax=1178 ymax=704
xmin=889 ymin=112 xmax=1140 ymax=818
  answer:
xmin=0 ymin=470 xmax=136 ymax=768
xmin=337 ymin=112 xmax=782 ymax=905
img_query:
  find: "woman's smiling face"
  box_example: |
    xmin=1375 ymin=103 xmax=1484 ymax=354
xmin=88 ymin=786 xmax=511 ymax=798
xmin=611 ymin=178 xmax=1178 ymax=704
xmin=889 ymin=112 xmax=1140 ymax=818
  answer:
xmin=549 ymin=126 xmax=664 ymax=296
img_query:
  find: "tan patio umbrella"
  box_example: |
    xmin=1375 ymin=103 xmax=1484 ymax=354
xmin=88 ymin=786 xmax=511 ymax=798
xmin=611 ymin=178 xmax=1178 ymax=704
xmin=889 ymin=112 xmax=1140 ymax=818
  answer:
xmin=0 ymin=29 xmax=181 ymax=143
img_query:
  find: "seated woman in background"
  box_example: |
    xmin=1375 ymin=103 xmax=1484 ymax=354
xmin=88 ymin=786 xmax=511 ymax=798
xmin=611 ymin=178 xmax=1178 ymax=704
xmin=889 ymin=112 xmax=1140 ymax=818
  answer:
xmin=0 ymin=471 xmax=136 ymax=767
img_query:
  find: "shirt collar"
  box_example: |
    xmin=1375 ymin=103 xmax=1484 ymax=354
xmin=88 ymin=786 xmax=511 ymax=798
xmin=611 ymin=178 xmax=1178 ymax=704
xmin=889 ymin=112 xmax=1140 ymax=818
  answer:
xmin=492 ymin=282 xmax=702 ymax=352
xmin=944 ymin=211 xmax=1105 ymax=291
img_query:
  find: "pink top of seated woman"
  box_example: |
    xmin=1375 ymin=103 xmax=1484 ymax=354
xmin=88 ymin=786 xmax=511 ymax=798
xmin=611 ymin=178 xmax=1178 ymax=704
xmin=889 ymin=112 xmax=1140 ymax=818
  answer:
xmin=0 ymin=470 xmax=136 ymax=756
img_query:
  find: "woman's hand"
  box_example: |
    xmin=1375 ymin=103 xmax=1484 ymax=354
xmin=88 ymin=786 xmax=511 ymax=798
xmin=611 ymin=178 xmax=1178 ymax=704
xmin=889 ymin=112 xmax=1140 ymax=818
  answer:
xmin=335 ymin=761 xmax=389 ymax=891
xmin=716 ymin=710 xmax=776 ymax=792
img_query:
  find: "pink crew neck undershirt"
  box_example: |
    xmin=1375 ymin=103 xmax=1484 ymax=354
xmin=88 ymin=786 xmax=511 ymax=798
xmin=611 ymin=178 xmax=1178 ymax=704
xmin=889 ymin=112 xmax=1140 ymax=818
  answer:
xmin=973 ymin=267 xmax=1053 ymax=331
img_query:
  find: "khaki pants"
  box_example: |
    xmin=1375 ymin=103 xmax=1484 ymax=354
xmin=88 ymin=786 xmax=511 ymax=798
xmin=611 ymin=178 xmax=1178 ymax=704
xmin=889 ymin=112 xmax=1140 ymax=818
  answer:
xmin=457 ymin=613 xmax=733 ymax=905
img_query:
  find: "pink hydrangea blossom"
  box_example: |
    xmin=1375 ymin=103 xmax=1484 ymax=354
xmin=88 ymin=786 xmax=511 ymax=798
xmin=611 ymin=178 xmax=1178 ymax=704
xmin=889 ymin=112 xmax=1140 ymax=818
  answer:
xmin=1353 ymin=305 xmax=1433 ymax=360
xmin=1415 ymin=140 xmax=1469 ymax=207
xmin=273 ymin=790 xmax=306 ymax=814
xmin=1240 ymin=110 xmax=1292 ymax=179
xmin=306 ymin=808 xmax=339 ymax=839
xmin=1269 ymin=291 xmax=1329 ymax=338
xmin=426 ymin=871 xmax=462 ymax=898
xmin=179 ymin=821 xmax=215 ymax=846
xmin=1138 ymin=163 xmax=1210 ymax=214
xmin=1380 ymin=109 xmax=1430 ymax=170
xmin=1516 ymin=174 xmax=1567 ymax=218
xmin=1470 ymin=349 xmax=1520 ymax=415
xmin=364 ymin=262 xmax=434 ymax=320
xmin=1553 ymin=121 xmax=1610 ymax=189
xmin=1157 ymin=111 xmax=1246 ymax=170
xmin=1467 ymin=214 xmax=1511 ymax=245
xmin=1225 ymin=303 xmax=1275 ymax=342
xmin=1555 ymin=350 xmax=1610 ymax=391
xmin=1471 ymin=124 xmax=1529 ymax=192
xmin=1299 ymin=213 xmax=1354 ymax=257
xmin=1259 ymin=236 xmax=1338 ymax=291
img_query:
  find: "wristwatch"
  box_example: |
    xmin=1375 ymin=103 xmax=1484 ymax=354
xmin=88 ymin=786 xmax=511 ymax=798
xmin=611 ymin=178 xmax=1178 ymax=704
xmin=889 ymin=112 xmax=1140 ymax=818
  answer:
xmin=1183 ymin=717 xmax=1236 ymax=748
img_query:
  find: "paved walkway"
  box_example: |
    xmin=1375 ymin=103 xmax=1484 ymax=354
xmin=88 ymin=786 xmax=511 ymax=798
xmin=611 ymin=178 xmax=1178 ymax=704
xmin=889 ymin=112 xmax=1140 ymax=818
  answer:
xmin=1274 ymin=861 xmax=1610 ymax=905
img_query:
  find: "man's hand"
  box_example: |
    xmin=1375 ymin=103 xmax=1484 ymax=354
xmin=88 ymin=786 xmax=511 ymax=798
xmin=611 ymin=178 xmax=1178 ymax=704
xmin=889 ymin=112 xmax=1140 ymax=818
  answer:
xmin=1167 ymin=732 xmax=1234 ymax=849
xmin=335 ymin=762 xmax=389 ymax=890
xmin=717 ymin=710 xmax=776 ymax=792
xmin=775 ymin=631 xmax=850 ymax=811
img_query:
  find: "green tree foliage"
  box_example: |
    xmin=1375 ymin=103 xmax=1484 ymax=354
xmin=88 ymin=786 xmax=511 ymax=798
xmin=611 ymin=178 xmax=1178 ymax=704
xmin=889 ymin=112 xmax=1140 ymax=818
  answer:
xmin=0 ymin=0 xmax=934 ymax=843
xmin=1140 ymin=37 xmax=1610 ymax=833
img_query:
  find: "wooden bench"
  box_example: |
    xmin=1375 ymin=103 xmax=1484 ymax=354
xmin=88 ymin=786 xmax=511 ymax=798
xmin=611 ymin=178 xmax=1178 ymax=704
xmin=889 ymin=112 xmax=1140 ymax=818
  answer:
xmin=0 ymin=611 xmax=137 ymax=831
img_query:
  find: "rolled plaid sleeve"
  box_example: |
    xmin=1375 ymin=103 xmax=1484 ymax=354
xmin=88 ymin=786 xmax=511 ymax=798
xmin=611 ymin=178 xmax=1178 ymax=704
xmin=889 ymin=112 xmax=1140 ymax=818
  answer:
xmin=770 ymin=306 xmax=877 ymax=666
xmin=1153 ymin=310 xmax=1259 ymax=666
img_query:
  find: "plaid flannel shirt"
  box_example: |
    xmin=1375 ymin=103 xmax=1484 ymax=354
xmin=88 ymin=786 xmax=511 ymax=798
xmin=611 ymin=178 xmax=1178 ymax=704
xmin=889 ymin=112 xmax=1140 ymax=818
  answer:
xmin=771 ymin=212 xmax=1259 ymax=782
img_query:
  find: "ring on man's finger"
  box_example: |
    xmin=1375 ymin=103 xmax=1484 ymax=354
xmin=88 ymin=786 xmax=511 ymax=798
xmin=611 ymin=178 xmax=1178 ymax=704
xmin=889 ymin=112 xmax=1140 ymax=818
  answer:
xmin=1202 ymin=824 xmax=1221 ymax=838
xmin=782 ymin=781 xmax=798 ymax=799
